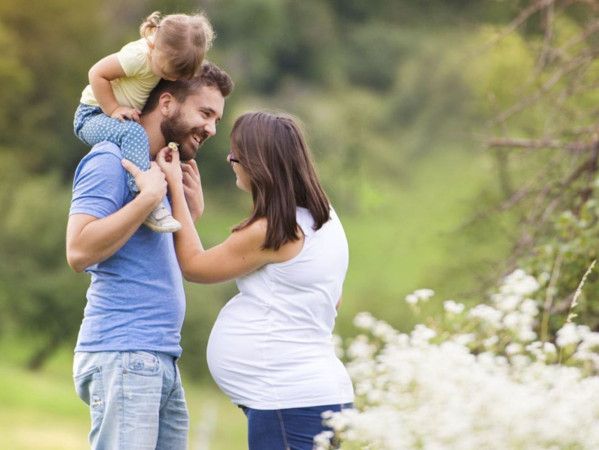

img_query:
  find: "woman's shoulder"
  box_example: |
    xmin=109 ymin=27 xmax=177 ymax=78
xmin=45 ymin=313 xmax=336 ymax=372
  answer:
xmin=230 ymin=218 xmax=268 ymax=250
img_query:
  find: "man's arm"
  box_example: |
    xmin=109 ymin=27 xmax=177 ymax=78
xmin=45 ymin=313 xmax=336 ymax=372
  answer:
xmin=66 ymin=161 xmax=167 ymax=273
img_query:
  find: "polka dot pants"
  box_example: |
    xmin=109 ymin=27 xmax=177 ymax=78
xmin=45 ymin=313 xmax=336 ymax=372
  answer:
xmin=74 ymin=103 xmax=150 ymax=194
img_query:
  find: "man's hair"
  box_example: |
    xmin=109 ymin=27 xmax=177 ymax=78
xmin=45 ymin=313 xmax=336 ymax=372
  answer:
xmin=143 ymin=60 xmax=234 ymax=113
xmin=230 ymin=111 xmax=331 ymax=251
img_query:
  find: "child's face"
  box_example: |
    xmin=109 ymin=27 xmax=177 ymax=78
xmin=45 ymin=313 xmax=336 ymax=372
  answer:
xmin=150 ymin=51 xmax=177 ymax=81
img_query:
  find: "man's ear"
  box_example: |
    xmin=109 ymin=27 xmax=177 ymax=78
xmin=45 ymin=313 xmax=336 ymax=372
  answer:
xmin=159 ymin=92 xmax=174 ymax=115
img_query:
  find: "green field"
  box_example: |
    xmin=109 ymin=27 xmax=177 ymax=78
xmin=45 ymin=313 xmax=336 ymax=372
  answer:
xmin=0 ymin=344 xmax=247 ymax=450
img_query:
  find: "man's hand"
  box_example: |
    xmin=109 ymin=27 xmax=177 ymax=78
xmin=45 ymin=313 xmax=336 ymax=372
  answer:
xmin=121 ymin=160 xmax=167 ymax=208
xmin=181 ymin=159 xmax=204 ymax=222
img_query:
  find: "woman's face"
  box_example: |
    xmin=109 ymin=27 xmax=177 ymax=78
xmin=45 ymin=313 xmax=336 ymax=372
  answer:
xmin=228 ymin=148 xmax=251 ymax=193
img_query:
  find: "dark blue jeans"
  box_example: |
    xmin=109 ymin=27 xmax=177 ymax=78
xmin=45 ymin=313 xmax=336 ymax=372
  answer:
xmin=239 ymin=403 xmax=352 ymax=450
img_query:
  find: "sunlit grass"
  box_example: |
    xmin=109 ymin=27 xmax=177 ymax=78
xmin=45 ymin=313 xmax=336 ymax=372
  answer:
xmin=336 ymin=142 xmax=508 ymax=335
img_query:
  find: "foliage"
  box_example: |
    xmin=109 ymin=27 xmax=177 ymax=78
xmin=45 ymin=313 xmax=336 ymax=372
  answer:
xmin=0 ymin=0 xmax=104 ymax=174
xmin=468 ymin=0 xmax=599 ymax=333
xmin=318 ymin=270 xmax=599 ymax=449
xmin=0 ymin=157 xmax=88 ymax=369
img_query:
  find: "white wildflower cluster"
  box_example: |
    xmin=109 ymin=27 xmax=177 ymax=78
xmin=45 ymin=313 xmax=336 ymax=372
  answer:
xmin=316 ymin=270 xmax=599 ymax=450
xmin=405 ymin=288 xmax=435 ymax=305
xmin=467 ymin=269 xmax=541 ymax=347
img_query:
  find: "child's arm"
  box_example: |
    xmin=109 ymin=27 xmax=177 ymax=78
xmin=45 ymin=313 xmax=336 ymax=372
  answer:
xmin=88 ymin=54 xmax=142 ymax=123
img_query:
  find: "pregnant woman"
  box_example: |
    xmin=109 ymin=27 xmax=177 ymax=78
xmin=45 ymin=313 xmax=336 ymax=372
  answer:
xmin=126 ymin=110 xmax=354 ymax=449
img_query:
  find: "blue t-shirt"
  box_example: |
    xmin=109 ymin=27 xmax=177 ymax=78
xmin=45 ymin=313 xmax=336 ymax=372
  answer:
xmin=70 ymin=141 xmax=185 ymax=357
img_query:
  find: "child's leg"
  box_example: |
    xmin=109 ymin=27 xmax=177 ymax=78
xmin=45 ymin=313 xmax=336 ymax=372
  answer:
xmin=118 ymin=122 xmax=150 ymax=195
xmin=74 ymin=104 xmax=149 ymax=195
xmin=74 ymin=104 xmax=180 ymax=233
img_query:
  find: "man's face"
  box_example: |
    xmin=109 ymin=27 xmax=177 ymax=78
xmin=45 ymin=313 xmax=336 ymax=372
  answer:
xmin=161 ymin=86 xmax=225 ymax=161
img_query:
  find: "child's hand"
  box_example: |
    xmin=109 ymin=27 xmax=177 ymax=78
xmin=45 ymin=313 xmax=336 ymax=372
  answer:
xmin=110 ymin=106 xmax=141 ymax=123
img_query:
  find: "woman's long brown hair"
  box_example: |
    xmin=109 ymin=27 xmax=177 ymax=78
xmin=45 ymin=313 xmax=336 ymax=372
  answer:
xmin=230 ymin=111 xmax=330 ymax=250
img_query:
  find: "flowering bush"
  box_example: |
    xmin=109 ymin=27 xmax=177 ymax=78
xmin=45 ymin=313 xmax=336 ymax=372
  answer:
xmin=317 ymin=270 xmax=599 ymax=449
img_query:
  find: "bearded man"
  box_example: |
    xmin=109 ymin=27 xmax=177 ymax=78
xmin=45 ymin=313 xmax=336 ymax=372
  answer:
xmin=66 ymin=61 xmax=233 ymax=450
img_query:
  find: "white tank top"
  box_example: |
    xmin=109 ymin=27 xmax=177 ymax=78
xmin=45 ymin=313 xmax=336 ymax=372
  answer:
xmin=207 ymin=207 xmax=354 ymax=409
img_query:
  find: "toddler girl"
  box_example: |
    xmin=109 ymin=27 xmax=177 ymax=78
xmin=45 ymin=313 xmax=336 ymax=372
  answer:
xmin=74 ymin=11 xmax=214 ymax=232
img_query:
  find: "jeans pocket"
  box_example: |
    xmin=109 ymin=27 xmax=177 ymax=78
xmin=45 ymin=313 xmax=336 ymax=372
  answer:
xmin=73 ymin=355 xmax=101 ymax=403
xmin=73 ymin=354 xmax=104 ymax=427
xmin=123 ymin=351 xmax=161 ymax=376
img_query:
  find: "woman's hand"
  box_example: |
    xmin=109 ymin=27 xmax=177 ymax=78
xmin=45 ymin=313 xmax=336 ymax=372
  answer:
xmin=156 ymin=145 xmax=204 ymax=221
xmin=156 ymin=145 xmax=183 ymax=186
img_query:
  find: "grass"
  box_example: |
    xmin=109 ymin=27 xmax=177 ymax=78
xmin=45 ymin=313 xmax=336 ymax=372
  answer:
xmin=0 ymin=341 xmax=247 ymax=450
xmin=335 ymin=141 xmax=508 ymax=335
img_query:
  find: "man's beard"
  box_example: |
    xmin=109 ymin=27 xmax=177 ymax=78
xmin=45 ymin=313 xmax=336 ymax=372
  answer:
xmin=161 ymin=108 xmax=210 ymax=161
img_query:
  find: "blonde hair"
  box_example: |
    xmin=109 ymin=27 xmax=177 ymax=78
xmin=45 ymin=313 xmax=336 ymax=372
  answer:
xmin=140 ymin=11 xmax=214 ymax=80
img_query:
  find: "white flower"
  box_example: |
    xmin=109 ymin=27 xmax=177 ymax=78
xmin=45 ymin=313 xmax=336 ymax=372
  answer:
xmin=520 ymin=299 xmax=539 ymax=317
xmin=517 ymin=329 xmax=537 ymax=342
xmin=313 ymin=430 xmax=335 ymax=449
xmin=543 ymin=342 xmax=557 ymax=354
xmin=506 ymin=342 xmax=523 ymax=355
xmin=414 ymin=289 xmax=435 ymax=301
xmin=500 ymin=270 xmax=540 ymax=296
xmin=410 ymin=324 xmax=436 ymax=344
xmin=502 ymin=312 xmax=521 ymax=328
xmin=372 ymin=320 xmax=397 ymax=341
xmin=556 ymin=323 xmax=583 ymax=347
xmin=353 ymin=311 xmax=376 ymax=329
xmin=453 ymin=333 xmax=476 ymax=346
xmin=443 ymin=300 xmax=465 ymax=314
xmin=405 ymin=294 xmax=419 ymax=305
xmin=406 ymin=289 xmax=435 ymax=305
xmin=332 ymin=271 xmax=599 ymax=450
xmin=493 ymin=293 xmax=521 ymax=312
xmin=468 ymin=304 xmax=503 ymax=328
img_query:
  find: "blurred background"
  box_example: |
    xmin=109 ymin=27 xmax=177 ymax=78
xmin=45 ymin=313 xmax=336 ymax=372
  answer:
xmin=2 ymin=0 xmax=599 ymax=448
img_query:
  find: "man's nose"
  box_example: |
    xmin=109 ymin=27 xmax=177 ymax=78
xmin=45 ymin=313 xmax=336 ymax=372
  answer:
xmin=205 ymin=120 xmax=217 ymax=136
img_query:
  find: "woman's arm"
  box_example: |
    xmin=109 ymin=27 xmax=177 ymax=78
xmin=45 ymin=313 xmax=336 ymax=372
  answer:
xmin=151 ymin=148 xmax=290 ymax=283
xmin=88 ymin=53 xmax=141 ymax=122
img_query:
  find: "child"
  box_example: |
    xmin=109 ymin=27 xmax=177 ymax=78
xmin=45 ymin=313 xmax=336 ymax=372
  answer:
xmin=74 ymin=11 xmax=214 ymax=232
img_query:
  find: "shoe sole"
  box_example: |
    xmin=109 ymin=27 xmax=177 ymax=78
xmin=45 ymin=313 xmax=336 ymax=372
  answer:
xmin=144 ymin=222 xmax=182 ymax=233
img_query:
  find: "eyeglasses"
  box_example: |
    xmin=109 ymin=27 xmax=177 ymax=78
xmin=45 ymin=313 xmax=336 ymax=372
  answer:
xmin=228 ymin=149 xmax=241 ymax=166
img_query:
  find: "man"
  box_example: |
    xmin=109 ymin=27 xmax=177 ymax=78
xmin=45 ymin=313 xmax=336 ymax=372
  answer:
xmin=66 ymin=61 xmax=234 ymax=449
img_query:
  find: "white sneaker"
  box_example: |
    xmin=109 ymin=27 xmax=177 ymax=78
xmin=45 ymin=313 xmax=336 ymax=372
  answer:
xmin=144 ymin=204 xmax=181 ymax=233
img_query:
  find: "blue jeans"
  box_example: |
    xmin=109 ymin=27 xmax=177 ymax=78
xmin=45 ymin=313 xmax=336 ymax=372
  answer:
xmin=240 ymin=403 xmax=353 ymax=450
xmin=73 ymin=351 xmax=189 ymax=450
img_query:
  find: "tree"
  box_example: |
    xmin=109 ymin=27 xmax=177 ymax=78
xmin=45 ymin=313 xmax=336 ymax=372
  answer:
xmin=473 ymin=0 xmax=599 ymax=333
xmin=0 ymin=155 xmax=88 ymax=369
